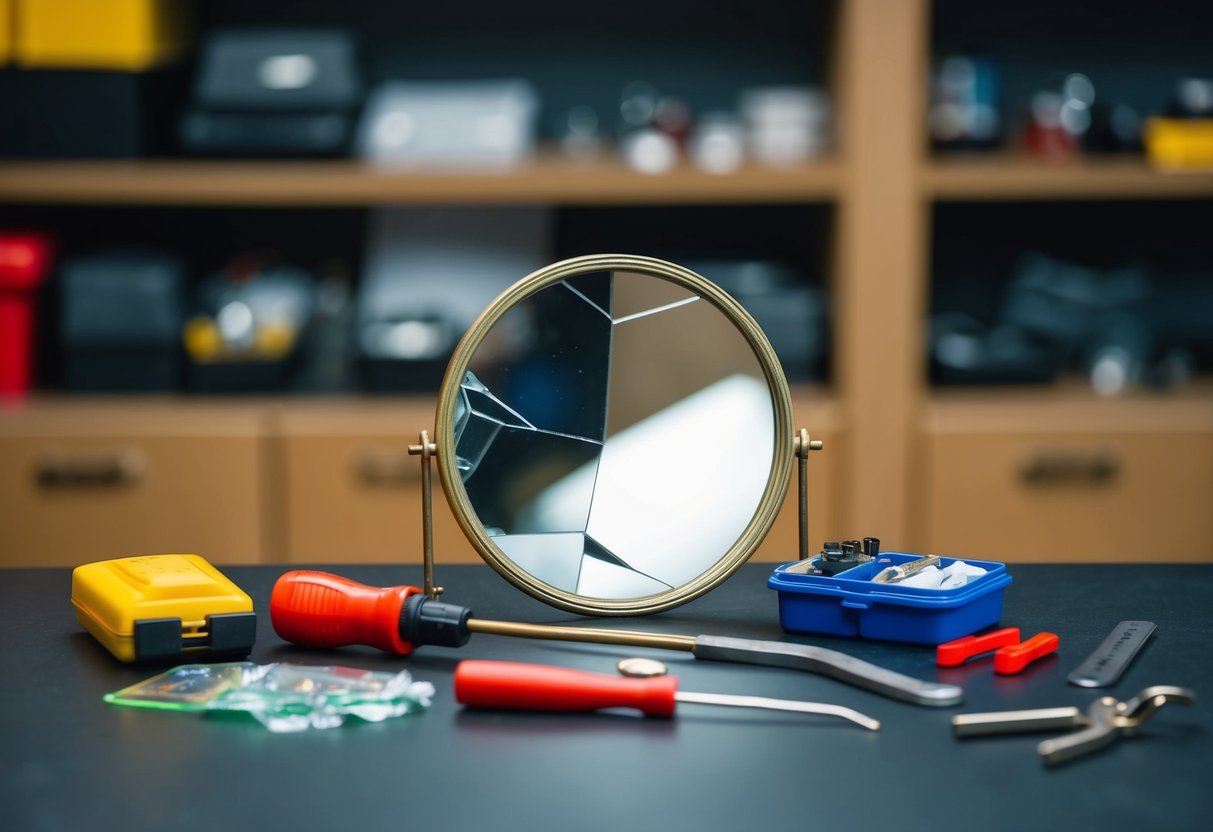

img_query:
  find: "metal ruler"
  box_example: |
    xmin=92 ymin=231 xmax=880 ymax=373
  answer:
xmin=1067 ymin=620 xmax=1156 ymax=688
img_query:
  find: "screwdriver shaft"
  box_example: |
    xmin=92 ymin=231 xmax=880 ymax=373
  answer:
xmin=675 ymin=691 xmax=880 ymax=730
xmin=467 ymin=618 xmax=697 ymax=651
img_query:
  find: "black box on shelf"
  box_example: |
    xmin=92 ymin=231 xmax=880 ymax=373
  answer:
xmin=0 ymin=68 xmax=184 ymax=159
xmin=59 ymin=251 xmax=185 ymax=392
xmin=179 ymin=29 xmax=361 ymax=157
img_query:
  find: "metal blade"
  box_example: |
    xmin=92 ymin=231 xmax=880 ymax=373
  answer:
xmin=675 ymin=690 xmax=880 ymax=730
xmin=693 ymin=635 xmax=964 ymax=707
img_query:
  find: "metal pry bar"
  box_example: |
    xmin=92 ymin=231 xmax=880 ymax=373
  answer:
xmin=952 ymin=685 xmax=1196 ymax=765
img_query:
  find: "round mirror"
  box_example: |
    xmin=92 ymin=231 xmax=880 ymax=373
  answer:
xmin=435 ymin=254 xmax=794 ymax=615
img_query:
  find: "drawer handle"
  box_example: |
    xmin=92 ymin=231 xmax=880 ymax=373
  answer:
xmin=1019 ymin=449 xmax=1120 ymax=486
xmin=36 ymin=447 xmax=145 ymax=488
xmin=356 ymin=449 xmax=416 ymax=486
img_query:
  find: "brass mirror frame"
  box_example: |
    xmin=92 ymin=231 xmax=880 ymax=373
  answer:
xmin=434 ymin=253 xmax=795 ymax=616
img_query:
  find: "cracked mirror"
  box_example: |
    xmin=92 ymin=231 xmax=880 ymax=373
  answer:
xmin=437 ymin=256 xmax=792 ymax=615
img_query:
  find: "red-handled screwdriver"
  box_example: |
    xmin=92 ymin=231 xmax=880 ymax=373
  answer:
xmin=454 ymin=660 xmax=881 ymax=729
xmin=269 ymin=570 xmax=964 ymax=707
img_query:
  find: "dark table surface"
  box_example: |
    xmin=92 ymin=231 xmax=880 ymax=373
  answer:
xmin=3 ymin=562 xmax=1211 ymax=832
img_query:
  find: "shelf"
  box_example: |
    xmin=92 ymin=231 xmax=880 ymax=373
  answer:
xmin=923 ymin=154 xmax=1213 ymax=201
xmin=0 ymin=154 xmax=843 ymax=207
xmin=1 ymin=385 xmax=843 ymax=430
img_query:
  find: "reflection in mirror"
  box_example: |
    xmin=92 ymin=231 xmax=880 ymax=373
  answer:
xmin=452 ymin=270 xmax=775 ymax=600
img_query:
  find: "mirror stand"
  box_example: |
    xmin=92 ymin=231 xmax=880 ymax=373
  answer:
xmin=794 ymin=429 xmax=825 ymax=561
xmin=408 ymin=429 xmax=443 ymax=600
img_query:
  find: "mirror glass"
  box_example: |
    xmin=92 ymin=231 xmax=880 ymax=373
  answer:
xmin=444 ymin=264 xmax=784 ymax=608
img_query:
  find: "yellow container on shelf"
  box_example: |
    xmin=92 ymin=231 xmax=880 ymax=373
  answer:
xmin=1 ymin=0 xmax=12 ymax=65
xmin=14 ymin=0 xmax=189 ymax=71
xmin=1144 ymin=117 xmax=1213 ymax=171
xmin=72 ymin=554 xmax=256 ymax=663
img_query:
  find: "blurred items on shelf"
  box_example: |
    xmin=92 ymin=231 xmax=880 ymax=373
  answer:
xmin=356 ymin=207 xmax=552 ymax=392
xmin=183 ymin=253 xmax=317 ymax=392
xmin=1023 ymin=73 xmax=1141 ymax=160
xmin=357 ymin=79 xmax=539 ymax=169
xmin=616 ymin=81 xmax=684 ymax=174
xmin=1144 ymin=78 xmax=1213 ymax=171
xmin=929 ymin=56 xmax=1002 ymax=150
xmin=689 ymin=114 xmax=747 ymax=174
xmin=930 ymin=314 xmax=1060 ymax=386
xmin=926 ymin=58 xmax=1213 ymax=163
xmin=583 ymin=81 xmax=830 ymax=175
xmin=931 ymin=253 xmax=1213 ymax=394
xmin=556 ymin=104 xmax=604 ymax=163
xmin=740 ymin=87 xmax=831 ymax=166
xmin=60 ymin=250 xmax=185 ymax=392
xmin=180 ymin=29 xmax=361 ymax=157
xmin=0 ymin=233 xmax=53 ymax=400
xmin=5 ymin=0 xmax=189 ymax=71
xmin=0 ymin=0 xmax=189 ymax=158
xmin=686 ymin=260 xmax=827 ymax=383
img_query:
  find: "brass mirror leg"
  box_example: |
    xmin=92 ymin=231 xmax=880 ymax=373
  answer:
xmin=793 ymin=429 xmax=824 ymax=561
xmin=409 ymin=430 xmax=443 ymax=599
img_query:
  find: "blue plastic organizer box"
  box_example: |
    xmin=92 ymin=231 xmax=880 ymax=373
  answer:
xmin=768 ymin=552 xmax=1012 ymax=645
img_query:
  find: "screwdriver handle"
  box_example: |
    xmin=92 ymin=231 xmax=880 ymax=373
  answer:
xmin=455 ymin=660 xmax=679 ymax=717
xmin=271 ymin=570 xmax=422 ymax=654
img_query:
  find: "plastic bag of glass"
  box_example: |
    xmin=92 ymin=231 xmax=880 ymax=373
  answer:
xmin=105 ymin=662 xmax=435 ymax=732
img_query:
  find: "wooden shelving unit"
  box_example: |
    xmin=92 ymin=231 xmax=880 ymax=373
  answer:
xmin=924 ymin=154 xmax=1213 ymax=201
xmin=0 ymin=156 xmax=843 ymax=206
xmin=2 ymin=0 xmax=1211 ymax=565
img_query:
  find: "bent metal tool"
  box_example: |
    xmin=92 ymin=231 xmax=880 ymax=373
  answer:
xmin=952 ymin=685 xmax=1195 ymax=766
xmin=271 ymin=570 xmax=964 ymax=707
xmin=454 ymin=660 xmax=881 ymax=730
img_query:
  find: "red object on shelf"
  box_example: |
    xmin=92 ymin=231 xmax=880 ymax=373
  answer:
xmin=994 ymin=632 xmax=1060 ymax=675
xmin=0 ymin=234 xmax=53 ymax=399
xmin=936 ymin=627 xmax=1022 ymax=667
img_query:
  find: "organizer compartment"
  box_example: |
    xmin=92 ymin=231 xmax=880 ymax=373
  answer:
xmin=768 ymin=552 xmax=1012 ymax=644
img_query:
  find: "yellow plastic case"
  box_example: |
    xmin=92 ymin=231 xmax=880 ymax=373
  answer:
xmin=1144 ymin=117 xmax=1213 ymax=171
xmin=1 ymin=0 xmax=12 ymax=65
xmin=72 ymin=554 xmax=256 ymax=663
xmin=14 ymin=0 xmax=189 ymax=71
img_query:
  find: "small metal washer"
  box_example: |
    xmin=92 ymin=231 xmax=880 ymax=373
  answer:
xmin=616 ymin=657 xmax=669 ymax=678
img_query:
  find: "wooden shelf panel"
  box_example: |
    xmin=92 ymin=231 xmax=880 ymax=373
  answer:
xmin=0 ymin=155 xmax=842 ymax=207
xmin=924 ymin=154 xmax=1213 ymax=201
xmin=2 ymin=389 xmax=843 ymax=428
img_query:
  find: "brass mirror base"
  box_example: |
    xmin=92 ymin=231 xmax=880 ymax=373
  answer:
xmin=427 ymin=253 xmax=800 ymax=616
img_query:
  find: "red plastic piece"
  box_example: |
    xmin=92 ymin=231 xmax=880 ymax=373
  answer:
xmin=455 ymin=660 xmax=680 ymax=717
xmin=0 ymin=234 xmax=53 ymax=398
xmin=936 ymin=627 xmax=1021 ymax=667
xmin=994 ymin=632 xmax=1060 ymax=675
xmin=270 ymin=570 xmax=422 ymax=655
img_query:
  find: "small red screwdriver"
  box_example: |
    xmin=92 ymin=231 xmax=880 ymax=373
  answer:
xmin=453 ymin=660 xmax=881 ymax=729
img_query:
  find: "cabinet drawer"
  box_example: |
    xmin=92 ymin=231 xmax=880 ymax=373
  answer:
xmin=277 ymin=403 xmax=479 ymax=564
xmin=922 ymin=430 xmax=1213 ymax=562
xmin=0 ymin=404 xmax=267 ymax=567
